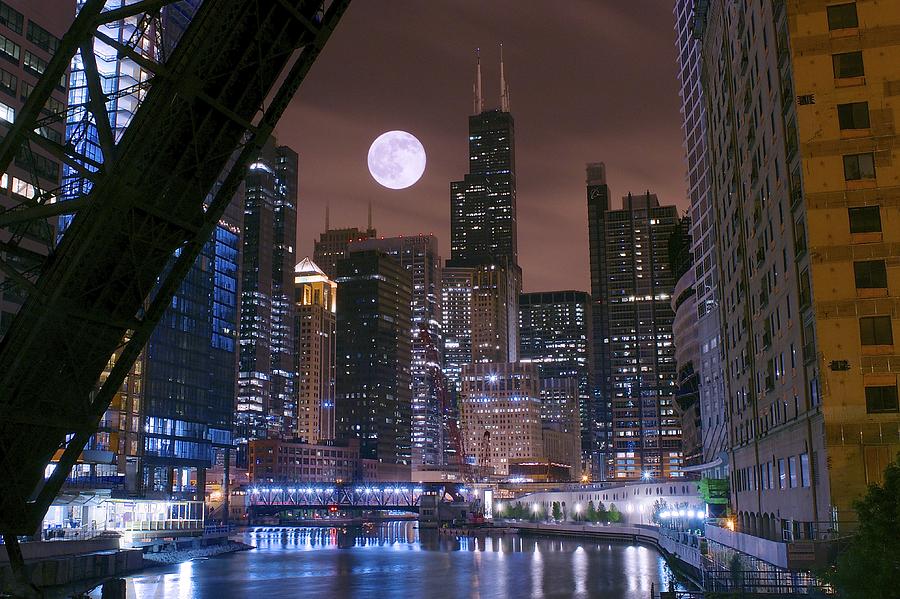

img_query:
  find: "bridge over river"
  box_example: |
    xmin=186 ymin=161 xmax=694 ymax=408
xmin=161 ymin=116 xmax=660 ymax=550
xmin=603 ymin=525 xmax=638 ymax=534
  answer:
xmin=247 ymin=483 xmax=477 ymax=515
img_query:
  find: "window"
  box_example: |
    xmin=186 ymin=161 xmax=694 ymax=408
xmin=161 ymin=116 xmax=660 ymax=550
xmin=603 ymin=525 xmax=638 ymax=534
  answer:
xmin=838 ymin=102 xmax=870 ymax=129
xmin=0 ymin=33 xmax=18 ymax=63
xmin=859 ymin=316 xmax=893 ymax=346
xmin=22 ymin=50 xmax=47 ymax=77
xmin=865 ymin=385 xmax=899 ymax=413
xmin=0 ymin=2 xmax=22 ymax=35
xmin=0 ymin=66 xmax=13 ymax=96
xmin=849 ymin=206 xmax=881 ymax=233
xmin=800 ymin=453 xmax=811 ymax=487
xmin=778 ymin=458 xmax=786 ymax=489
xmin=833 ymin=51 xmax=864 ymax=78
xmin=827 ymin=3 xmax=859 ymax=30
xmin=854 ymin=260 xmax=888 ymax=289
xmin=26 ymin=22 xmax=59 ymax=55
xmin=843 ymin=153 xmax=875 ymax=180
xmin=0 ymin=98 xmax=13 ymax=123
xmin=789 ymin=456 xmax=799 ymax=488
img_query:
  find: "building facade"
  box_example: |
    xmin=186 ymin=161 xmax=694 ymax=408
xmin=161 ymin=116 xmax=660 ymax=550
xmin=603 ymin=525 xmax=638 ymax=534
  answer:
xmin=236 ymin=139 xmax=298 ymax=459
xmin=519 ymin=291 xmax=593 ymax=468
xmin=249 ymin=438 xmax=374 ymax=484
xmin=669 ymin=217 xmax=703 ymax=468
xmin=593 ymin=190 xmax=683 ymax=481
xmin=313 ymin=225 xmax=376 ymax=280
xmin=698 ymin=0 xmax=900 ymax=554
xmin=673 ymin=0 xmax=728 ymax=474
xmin=349 ymin=234 xmax=446 ymax=467
xmin=442 ymin=266 xmax=474 ymax=394
xmin=0 ymin=0 xmax=71 ymax=340
xmin=458 ymin=361 xmax=544 ymax=476
xmin=293 ymin=257 xmax=336 ymax=444
xmin=539 ymin=377 xmax=583 ymax=481
xmin=335 ymin=250 xmax=413 ymax=468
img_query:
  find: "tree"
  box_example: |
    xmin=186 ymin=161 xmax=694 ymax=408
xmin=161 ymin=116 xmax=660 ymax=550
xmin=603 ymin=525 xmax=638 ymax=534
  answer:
xmin=586 ymin=500 xmax=597 ymax=523
xmin=824 ymin=453 xmax=900 ymax=599
xmin=608 ymin=503 xmax=621 ymax=524
xmin=597 ymin=501 xmax=609 ymax=523
xmin=552 ymin=502 xmax=562 ymax=521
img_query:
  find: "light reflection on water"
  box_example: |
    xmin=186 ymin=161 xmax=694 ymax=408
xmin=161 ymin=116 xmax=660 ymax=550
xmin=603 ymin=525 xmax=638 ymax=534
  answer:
xmin=111 ymin=522 xmax=682 ymax=599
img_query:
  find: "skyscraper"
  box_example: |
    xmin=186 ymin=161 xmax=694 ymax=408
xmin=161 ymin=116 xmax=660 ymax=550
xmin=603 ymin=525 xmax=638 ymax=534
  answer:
xmin=673 ymin=0 xmax=727 ymax=475
xmin=335 ymin=250 xmax=413 ymax=472
xmin=447 ymin=48 xmax=521 ymax=366
xmin=592 ymin=189 xmax=682 ymax=480
xmin=697 ymin=0 xmax=900 ymax=569
xmin=350 ymin=234 xmax=445 ymax=467
xmin=313 ymin=222 xmax=376 ymax=280
xmin=585 ymin=163 xmax=612 ymax=479
xmin=459 ymin=362 xmax=544 ymax=476
xmin=471 ymin=263 xmax=519 ymax=363
xmin=293 ymin=257 xmax=336 ymax=444
xmin=448 ymin=49 xmax=516 ymax=269
xmin=236 ymin=138 xmax=298 ymax=460
xmin=140 ymin=215 xmax=240 ymax=496
xmin=519 ymin=291 xmax=593 ymax=469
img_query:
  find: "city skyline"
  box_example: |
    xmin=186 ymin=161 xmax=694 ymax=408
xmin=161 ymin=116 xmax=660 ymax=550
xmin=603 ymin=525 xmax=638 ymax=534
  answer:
xmin=0 ymin=1 xmax=897 ymax=596
xmin=277 ymin=0 xmax=687 ymax=292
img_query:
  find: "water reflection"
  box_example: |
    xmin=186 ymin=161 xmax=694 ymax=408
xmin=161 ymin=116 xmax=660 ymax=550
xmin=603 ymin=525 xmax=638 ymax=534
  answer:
xmin=109 ymin=523 xmax=682 ymax=599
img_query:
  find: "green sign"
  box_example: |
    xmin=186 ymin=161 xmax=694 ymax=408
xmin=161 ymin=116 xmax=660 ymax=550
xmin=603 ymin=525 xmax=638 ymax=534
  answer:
xmin=699 ymin=477 xmax=729 ymax=505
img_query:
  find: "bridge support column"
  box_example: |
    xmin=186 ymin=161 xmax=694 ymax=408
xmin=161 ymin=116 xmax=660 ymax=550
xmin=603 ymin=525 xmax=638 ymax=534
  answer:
xmin=3 ymin=532 xmax=39 ymax=598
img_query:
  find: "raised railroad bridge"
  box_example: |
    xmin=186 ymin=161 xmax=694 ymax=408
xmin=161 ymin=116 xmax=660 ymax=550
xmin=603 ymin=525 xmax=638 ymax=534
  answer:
xmin=247 ymin=483 xmax=477 ymax=514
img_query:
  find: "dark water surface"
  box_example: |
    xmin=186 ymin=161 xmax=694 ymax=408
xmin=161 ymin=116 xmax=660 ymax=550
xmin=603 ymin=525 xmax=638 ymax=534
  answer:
xmin=116 ymin=522 xmax=680 ymax=598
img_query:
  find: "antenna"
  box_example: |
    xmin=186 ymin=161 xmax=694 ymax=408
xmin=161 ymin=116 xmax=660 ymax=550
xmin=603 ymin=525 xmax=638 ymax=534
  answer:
xmin=325 ymin=202 xmax=330 ymax=231
xmin=499 ymin=42 xmax=510 ymax=112
xmin=368 ymin=200 xmax=373 ymax=231
xmin=473 ymin=48 xmax=484 ymax=115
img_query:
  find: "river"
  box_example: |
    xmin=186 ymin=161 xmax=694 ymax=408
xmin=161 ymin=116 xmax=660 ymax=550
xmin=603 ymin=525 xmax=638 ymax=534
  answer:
xmin=108 ymin=522 xmax=681 ymax=598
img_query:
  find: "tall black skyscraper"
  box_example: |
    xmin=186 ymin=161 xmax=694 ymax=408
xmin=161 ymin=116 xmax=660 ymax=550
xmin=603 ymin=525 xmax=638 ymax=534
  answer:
xmin=447 ymin=48 xmax=521 ymax=365
xmin=586 ymin=162 xmax=611 ymax=480
xmin=448 ymin=49 xmax=517 ymax=269
xmin=236 ymin=138 xmax=299 ymax=461
xmin=335 ymin=251 xmax=413 ymax=468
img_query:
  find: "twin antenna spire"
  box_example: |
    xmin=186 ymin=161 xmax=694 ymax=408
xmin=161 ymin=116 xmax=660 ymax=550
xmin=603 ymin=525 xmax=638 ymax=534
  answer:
xmin=473 ymin=44 xmax=510 ymax=115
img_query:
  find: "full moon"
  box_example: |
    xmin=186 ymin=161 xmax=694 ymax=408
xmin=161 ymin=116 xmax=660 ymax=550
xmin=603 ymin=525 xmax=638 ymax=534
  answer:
xmin=367 ymin=130 xmax=426 ymax=190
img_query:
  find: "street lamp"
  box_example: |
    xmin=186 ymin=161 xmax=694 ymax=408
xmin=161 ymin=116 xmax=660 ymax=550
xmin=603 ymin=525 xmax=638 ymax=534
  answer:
xmin=641 ymin=471 xmax=652 ymax=481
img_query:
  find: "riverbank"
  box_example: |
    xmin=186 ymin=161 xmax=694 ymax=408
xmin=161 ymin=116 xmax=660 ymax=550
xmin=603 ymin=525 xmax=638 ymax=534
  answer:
xmin=142 ymin=539 xmax=254 ymax=565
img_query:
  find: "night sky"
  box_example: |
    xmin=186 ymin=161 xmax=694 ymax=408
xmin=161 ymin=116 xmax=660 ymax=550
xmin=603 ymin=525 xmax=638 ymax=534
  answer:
xmin=276 ymin=0 xmax=687 ymax=292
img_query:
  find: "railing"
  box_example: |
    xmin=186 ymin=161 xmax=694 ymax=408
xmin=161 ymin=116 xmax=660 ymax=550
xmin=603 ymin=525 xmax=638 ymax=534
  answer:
xmin=41 ymin=525 xmax=107 ymax=541
xmin=124 ymin=519 xmax=204 ymax=532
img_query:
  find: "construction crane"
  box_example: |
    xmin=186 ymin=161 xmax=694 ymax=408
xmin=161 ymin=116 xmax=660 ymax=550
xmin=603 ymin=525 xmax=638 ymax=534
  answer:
xmin=0 ymin=0 xmax=350 ymax=583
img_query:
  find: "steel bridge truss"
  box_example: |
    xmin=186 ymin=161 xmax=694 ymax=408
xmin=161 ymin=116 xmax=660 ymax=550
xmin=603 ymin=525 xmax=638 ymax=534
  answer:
xmin=0 ymin=0 xmax=351 ymax=548
xmin=248 ymin=483 xmax=476 ymax=513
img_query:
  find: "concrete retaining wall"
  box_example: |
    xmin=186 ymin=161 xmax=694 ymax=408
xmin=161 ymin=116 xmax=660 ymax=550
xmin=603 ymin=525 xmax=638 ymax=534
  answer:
xmin=0 ymin=538 xmax=119 ymax=564
xmin=0 ymin=543 xmax=142 ymax=592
